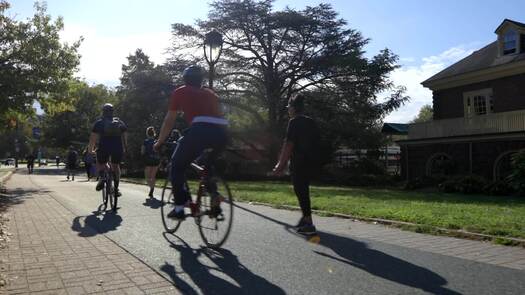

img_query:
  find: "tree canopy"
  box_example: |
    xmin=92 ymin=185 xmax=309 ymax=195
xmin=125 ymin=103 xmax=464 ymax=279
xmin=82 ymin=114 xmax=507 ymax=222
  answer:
xmin=411 ymin=104 xmax=433 ymax=123
xmin=169 ymin=0 xmax=408 ymax=158
xmin=41 ymin=80 xmax=116 ymax=149
xmin=0 ymin=1 xmax=81 ymax=129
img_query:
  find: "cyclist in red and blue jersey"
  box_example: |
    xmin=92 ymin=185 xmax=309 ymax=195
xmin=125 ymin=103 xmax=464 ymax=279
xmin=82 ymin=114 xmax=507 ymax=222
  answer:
xmin=154 ymin=65 xmax=228 ymax=220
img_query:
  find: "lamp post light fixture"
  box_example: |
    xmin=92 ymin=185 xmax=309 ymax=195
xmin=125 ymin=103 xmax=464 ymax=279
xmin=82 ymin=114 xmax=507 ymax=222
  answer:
xmin=203 ymin=30 xmax=223 ymax=89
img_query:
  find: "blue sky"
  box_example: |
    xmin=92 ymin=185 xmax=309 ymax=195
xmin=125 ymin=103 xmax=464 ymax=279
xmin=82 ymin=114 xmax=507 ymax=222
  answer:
xmin=8 ymin=0 xmax=525 ymax=122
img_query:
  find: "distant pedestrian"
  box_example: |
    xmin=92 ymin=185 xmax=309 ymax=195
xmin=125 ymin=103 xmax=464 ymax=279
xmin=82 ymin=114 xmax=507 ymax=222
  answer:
xmin=26 ymin=153 xmax=35 ymax=174
xmin=142 ymin=127 xmax=161 ymax=198
xmin=66 ymin=146 xmax=78 ymax=181
xmin=55 ymin=156 xmax=60 ymax=168
xmin=83 ymin=148 xmax=95 ymax=180
xmin=272 ymin=94 xmax=320 ymax=235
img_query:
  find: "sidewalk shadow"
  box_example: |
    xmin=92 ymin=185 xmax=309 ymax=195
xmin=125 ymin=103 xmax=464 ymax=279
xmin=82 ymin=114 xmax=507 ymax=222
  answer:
xmin=235 ymin=203 xmax=460 ymax=295
xmin=160 ymin=233 xmax=285 ymax=295
xmin=71 ymin=210 xmax=122 ymax=237
xmin=0 ymin=187 xmax=51 ymax=213
xmin=143 ymin=197 xmax=162 ymax=210
xmin=29 ymin=168 xmax=69 ymax=176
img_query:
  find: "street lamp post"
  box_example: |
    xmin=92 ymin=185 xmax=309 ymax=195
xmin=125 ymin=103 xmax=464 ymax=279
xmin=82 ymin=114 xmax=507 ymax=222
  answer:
xmin=203 ymin=30 xmax=223 ymax=89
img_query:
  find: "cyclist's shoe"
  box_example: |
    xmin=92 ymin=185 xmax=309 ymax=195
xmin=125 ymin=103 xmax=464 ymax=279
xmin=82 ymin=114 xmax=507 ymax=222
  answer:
xmin=297 ymin=224 xmax=317 ymax=235
xmin=96 ymin=180 xmax=105 ymax=191
xmin=295 ymin=217 xmax=308 ymax=228
xmin=210 ymin=205 xmax=223 ymax=218
xmin=167 ymin=209 xmax=186 ymax=220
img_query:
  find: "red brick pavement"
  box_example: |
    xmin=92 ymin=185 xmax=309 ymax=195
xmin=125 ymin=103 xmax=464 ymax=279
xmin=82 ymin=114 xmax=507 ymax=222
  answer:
xmin=0 ymin=174 xmax=180 ymax=294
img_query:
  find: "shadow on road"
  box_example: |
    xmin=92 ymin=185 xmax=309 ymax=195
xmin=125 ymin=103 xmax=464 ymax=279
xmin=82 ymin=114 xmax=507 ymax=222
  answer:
xmin=160 ymin=233 xmax=285 ymax=295
xmin=0 ymin=184 xmax=51 ymax=213
xmin=235 ymin=203 xmax=461 ymax=295
xmin=71 ymin=210 xmax=122 ymax=237
xmin=27 ymin=167 xmax=69 ymax=176
xmin=0 ymin=188 xmax=29 ymax=213
xmin=143 ymin=197 xmax=162 ymax=210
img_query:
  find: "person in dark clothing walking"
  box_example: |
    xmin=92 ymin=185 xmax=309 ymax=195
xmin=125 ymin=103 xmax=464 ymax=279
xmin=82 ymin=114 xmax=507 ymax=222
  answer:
xmin=83 ymin=148 xmax=95 ymax=180
xmin=26 ymin=153 xmax=35 ymax=174
xmin=272 ymin=94 xmax=320 ymax=234
xmin=66 ymin=146 xmax=78 ymax=181
xmin=142 ymin=126 xmax=161 ymax=198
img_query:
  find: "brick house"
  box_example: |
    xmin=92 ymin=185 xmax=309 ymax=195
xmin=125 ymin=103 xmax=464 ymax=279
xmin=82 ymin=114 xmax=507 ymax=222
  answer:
xmin=399 ymin=19 xmax=525 ymax=181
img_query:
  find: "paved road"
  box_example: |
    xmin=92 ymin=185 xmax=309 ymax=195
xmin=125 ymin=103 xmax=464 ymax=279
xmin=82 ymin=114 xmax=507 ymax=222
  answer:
xmin=16 ymin=168 xmax=525 ymax=294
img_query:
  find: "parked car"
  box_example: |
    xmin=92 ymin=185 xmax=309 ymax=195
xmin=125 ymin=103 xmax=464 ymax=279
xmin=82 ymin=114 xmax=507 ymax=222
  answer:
xmin=39 ymin=159 xmax=47 ymax=166
xmin=5 ymin=158 xmax=15 ymax=166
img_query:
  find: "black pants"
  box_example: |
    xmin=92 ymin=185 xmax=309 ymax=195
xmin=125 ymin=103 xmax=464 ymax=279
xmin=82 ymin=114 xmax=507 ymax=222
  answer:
xmin=291 ymin=169 xmax=312 ymax=218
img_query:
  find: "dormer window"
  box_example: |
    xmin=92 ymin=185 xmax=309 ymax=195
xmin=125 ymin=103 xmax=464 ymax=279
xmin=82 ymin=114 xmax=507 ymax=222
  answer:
xmin=503 ymin=29 xmax=517 ymax=55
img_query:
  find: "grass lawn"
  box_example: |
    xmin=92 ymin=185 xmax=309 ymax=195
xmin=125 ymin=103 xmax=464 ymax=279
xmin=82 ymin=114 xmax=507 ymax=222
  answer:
xmin=124 ymin=177 xmax=525 ymax=240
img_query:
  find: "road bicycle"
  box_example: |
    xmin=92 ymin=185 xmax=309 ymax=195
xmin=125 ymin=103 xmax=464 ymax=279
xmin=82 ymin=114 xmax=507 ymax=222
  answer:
xmin=100 ymin=163 xmax=118 ymax=212
xmin=160 ymin=148 xmax=234 ymax=249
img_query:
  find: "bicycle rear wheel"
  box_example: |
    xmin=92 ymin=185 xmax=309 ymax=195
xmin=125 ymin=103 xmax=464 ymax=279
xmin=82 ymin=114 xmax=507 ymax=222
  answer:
xmin=161 ymin=179 xmax=181 ymax=233
xmin=108 ymin=175 xmax=117 ymax=212
xmin=197 ymin=176 xmax=234 ymax=249
xmin=101 ymin=178 xmax=108 ymax=209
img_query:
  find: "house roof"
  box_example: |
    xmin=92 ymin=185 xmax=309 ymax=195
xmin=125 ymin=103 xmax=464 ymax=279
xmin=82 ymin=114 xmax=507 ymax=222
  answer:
xmin=381 ymin=123 xmax=408 ymax=135
xmin=422 ymin=19 xmax=525 ymax=87
xmin=495 ymin=18 xmax=525 ymax=33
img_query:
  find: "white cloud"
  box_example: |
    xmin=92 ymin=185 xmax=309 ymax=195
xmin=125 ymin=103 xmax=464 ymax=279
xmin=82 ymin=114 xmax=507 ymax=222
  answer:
xmin=384 ymin=45 xmax=477 ymax=123
xmin=60 ymin=24 xmax=174 ymax=87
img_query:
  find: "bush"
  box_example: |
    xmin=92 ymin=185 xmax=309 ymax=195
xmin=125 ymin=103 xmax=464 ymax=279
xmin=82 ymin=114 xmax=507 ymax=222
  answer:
xmin=404 ymin=176 xmax=444 ymax=190
xmin=482 ymin=180 xmax=514 ymax=196
xmin=437 ymin=175 xmax=488 ymax=194
xmin=510 ymin=149 xmax=525 ymax=196
xmin=321 ymin=164 xmax=396 ymax=187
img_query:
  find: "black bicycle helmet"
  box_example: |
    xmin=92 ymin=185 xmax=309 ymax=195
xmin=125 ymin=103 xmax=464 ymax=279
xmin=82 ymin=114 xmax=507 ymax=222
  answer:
xmin=102 ymin=103 xmax=114 ymax=118
xmin=182 ymin=65 xmax=204 ymax=87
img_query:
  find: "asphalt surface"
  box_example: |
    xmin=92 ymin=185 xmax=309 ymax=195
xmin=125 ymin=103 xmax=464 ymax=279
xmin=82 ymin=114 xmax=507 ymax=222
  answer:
xmin=15 ymin=167 xmax=525 ymax=294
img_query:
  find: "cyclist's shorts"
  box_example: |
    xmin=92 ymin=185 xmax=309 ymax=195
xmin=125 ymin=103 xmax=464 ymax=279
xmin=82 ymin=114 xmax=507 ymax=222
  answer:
xmin=144 ymin=156 xmax=160 ymax=167
xmin=97 ymin=149 xmax=122 ymax=164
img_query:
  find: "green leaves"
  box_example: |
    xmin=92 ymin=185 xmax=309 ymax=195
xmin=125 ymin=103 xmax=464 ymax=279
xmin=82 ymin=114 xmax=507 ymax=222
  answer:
xmin=0 ymin=1 xmax=81 ymax=130
xmin=169 ymin=0 xmax=408 ymax=158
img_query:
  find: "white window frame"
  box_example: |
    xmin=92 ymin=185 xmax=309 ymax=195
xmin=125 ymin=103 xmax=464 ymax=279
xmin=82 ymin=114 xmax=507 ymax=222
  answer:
xmin=463 ymin=88 xmax=493 ymax=118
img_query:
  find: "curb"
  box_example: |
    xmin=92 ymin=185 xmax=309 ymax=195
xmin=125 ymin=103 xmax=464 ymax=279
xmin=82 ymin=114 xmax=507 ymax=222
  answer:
xmin=121 ymin=178 xmax=525 ymax=247
xmin=247 ymin=201 xmax=525 ymax=247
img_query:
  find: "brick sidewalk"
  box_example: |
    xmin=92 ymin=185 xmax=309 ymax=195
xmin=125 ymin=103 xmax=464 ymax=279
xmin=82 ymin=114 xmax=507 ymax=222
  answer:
xmin=0 ymin=176 xmax=179 ymax=294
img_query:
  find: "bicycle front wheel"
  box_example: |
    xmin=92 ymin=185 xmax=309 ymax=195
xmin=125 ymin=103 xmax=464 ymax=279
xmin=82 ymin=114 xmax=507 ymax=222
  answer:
xmin=197 ymin=176 xmax=234 ymax=249
xmin=161 ymin=179 xmax=181 ymax=233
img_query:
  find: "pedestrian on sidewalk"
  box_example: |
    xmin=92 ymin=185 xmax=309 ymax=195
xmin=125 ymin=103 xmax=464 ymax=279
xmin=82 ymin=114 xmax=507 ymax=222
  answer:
xmin=26 ymin=153 xmax=35 ymax=174
xmin=272 ymin=94 xmax=321 ymax=235
xmin=83 ymin=148 xmax=95 ymax=180
xmin=66 ymin=146 xmax=78 ymax=181
xmin=142 ymin=126 xmax=161 ymax=198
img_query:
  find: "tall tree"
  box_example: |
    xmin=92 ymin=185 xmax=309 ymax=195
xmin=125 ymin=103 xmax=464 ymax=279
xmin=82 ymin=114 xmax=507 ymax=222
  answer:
xmin=411 ymin=104 xmax=433 ymax=123
xmin=169 ymin=0 xmax=408 ymax=159
xmin=42 ymin=81 xmax=116 ymax=149
xmin=0 ymin=1 xmax=81 ymax=129
xmin=116 ymin=49 xmax=175 ymax=171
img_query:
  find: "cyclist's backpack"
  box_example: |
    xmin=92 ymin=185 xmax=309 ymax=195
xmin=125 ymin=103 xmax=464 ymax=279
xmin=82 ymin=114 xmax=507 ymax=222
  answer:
xmin=103 ymin=117 xmax=124 ymax=137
